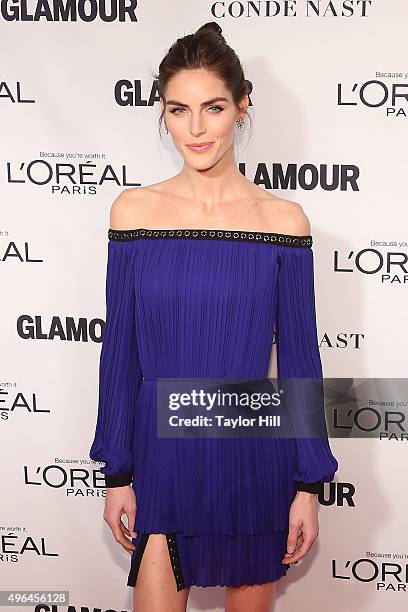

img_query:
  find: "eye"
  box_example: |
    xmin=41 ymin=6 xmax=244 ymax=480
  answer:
xmin=169 ymin=105 xmax=225 ymax=114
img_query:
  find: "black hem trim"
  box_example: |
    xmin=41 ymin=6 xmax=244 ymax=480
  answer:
xmin=127 ymin=533 xmax=150 ymax=587
xmin=108 ymin=227 xmax=313 ymax=248
xmin=104 ymin=472 xmax=133 ymax=488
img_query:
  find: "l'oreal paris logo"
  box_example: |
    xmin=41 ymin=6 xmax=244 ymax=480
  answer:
xmin=337 ymin=77 xmax=408 ymax=117
xmin=332 ymin=555 xmax=408 ymax=591
xmin=6 ymin=160 xmax=141 ymax=193
xmin=23 ymin=463 xmax=111 ymax=497
xmin=333 ymin=245 xmax=408 ymax=284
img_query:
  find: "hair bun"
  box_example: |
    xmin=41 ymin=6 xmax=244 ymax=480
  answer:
xmin=195 ymin=21 xmax=223 ymax=37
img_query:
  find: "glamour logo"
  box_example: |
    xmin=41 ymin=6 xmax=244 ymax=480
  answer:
xmin=244 ymin=162 xmax=360 ymax=191
xmin=115 ymin=77 xmax=253 ymax=106
xmin=6 ymin=159 xmax=140 ymax=192
xmin=1 ymin=0 xmax=138 ymax=22
xmin=16 ymin=315 xmax=104 ymax=342
xmin=24 ymin=464 xmax=108 ymax=495
xmin=318 ymin=481 xmax=356 ymax=506
xmin=211 ymin=0 xmax=375 ymax=18
xmin=334 ymin=247 xmax=408 ymax=283
xmin=332 ymin=557 xmax=408 ymax=591
xmin=338 ymin=78 xmax=408 ymax=117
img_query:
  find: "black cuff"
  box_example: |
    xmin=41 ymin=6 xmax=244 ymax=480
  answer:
xmin=295 ymin=480 xmax=323 ymax=494
xmin=104 ymin=472 xmax=133 ymax=488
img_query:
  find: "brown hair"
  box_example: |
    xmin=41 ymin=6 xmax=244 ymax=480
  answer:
xmin=151 ymin=21 xmax=252 ymax=140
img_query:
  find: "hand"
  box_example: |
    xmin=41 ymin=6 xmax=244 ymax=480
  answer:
xmin=282 ymin=491 xmax=319 ymax=565
xmin=103 ymin=485 xmax=137 ymax=554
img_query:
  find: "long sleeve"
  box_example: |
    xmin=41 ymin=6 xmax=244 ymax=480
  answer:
xmin=89 ymin=239 xmax=143 ymax=488
xmin=275 ymin=244 xmax=338 ymax=492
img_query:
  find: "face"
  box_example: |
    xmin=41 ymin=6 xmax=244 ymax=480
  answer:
xmin=160 ymin=68 xmax=248 ymax=169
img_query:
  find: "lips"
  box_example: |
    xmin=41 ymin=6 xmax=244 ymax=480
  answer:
xmin=186 ymin=142 xmax=213 ymax=152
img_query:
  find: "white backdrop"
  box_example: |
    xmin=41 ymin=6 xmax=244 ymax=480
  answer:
xmin=1 ymin=1 xmax=407 ymax=611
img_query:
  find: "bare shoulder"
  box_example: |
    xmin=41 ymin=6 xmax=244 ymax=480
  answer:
xmin=262 ymin=194 xmax=311 ymax=236
xmin=277 ymin=198 xmax=311 ymax=235
xmin=109 ymin=187 xmax=153 ymax=230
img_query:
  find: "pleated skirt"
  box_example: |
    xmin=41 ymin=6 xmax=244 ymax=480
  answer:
xmin=127 ymin=529 xmax=292 ymax=590
xmin=127 ymin=380 xmax=298 ymax=590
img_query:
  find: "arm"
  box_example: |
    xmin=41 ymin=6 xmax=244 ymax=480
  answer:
xmin=89 ymin=194 xmax=143 ymax=488
xmin=275 ymin=207 xmax=338 ymax=495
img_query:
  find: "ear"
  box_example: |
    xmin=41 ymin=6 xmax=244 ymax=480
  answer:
xmin=238 ymin=94 xmax=250 ymax=118
xmin=243 ymin=93 xmax=250 ymax=109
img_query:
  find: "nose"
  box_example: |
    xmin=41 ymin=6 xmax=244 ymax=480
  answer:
xmin=189 ymin=113 xmax=206 ymax=136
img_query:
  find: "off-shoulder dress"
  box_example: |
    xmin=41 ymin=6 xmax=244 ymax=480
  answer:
xmin=89 ymin=226 xmax=338 ymax=590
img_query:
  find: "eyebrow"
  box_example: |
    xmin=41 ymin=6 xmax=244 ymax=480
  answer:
xmin=165 ymin=97 xmax=229 ymax=107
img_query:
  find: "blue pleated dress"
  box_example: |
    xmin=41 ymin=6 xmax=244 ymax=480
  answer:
xmin=89 ymin=226 xmax=339 ymax=590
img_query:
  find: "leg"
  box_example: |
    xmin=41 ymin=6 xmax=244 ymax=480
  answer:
xmin=132 ymin=534 xmax=190 ymax=612
xmin=224 ymin=581 xmax=278 ymax=612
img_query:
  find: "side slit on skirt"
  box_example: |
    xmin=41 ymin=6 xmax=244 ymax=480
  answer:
xmin=127 ymin=532 xmax=186 ymax=591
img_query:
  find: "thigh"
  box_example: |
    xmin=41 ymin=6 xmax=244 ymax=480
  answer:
xmin=133 ymin=534 xmax=190 ymax=612
xmin=225 ymin=581 xmax=277 ymax=612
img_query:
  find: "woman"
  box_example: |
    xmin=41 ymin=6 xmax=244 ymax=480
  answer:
xmin=90 ymin=21 xmax=338 ymax=612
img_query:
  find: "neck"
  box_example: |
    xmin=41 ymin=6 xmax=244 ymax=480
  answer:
xmin=175 ymin=147 xmax=248 ymax=211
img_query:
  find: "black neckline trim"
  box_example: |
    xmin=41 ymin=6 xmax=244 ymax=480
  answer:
xmin=108 ymin=227 xmax=313 ymax=248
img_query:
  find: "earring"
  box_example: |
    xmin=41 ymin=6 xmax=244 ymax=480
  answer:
xmin=164 ymin=122 xmax=169 ymax=134
xmin=236 ymin=117 xmax=244 ymax=130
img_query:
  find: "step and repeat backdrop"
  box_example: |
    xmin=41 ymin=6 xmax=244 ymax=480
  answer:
xmin=1 ymin=2 xmax=407 ymax=611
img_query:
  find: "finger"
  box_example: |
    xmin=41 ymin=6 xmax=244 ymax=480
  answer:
xmin=283 ymin=532 xmax=303 ymax=557
xmin=283 ymin=539 xmax=303 ymax=560
xmin=286 ymin=523 xmax=302 ymax=554
xmin=111 ymin=522 xmax=136 ymax=552
xmin=117 ymin=503 xmax=137 ymax=536
xmin=282 ymin=534 xmax=316 ymax=565
xmin=282 ymin=528 xmax=306 ymax=563
xmin=119 ymin=518 xmax=134 ymax=538
xmin=126 ymin=507 xmax=137 ymax=538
